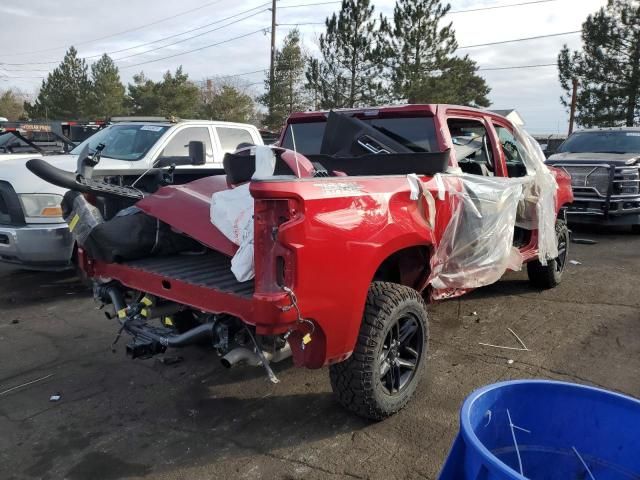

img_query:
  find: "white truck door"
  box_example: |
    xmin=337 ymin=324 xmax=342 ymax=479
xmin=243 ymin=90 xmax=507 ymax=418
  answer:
xmin=152 ymin=126 xmax=215 ymax=170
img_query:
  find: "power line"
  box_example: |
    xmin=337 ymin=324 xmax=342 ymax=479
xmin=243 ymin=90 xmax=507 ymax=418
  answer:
xmin=0 ymin=4 xmax=270 ymax=67
xmin=119 ymin=28 xmax=268 ymax=70
xmin=450 ymin=0 xmax=558 ymax=14
xmin=112 ymin=9 xmax=269 ymax=63
xmin=85 ymin=3 xmax=271 ymax=60
xmin=276 ymin=0 xmax=558 ymax=12
xmin=478 ymin=62 xmax=557 ymax=71
xmin=459 ymin=30 xmax=581 ymax=49
xmin=277 ymin=22 xmax=324 ymax=26
xmin=279 ymin=1 xmax=340 ymax=9
xmin=0 ymin=0 xmax=228 ymax=59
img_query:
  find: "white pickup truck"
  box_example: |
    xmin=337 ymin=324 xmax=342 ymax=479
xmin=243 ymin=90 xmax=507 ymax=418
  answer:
xmin=0 ymin=118 xmax=263 ymax=269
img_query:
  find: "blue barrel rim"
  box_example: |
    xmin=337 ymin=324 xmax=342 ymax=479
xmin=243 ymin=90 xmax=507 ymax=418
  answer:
xmin=459 ymin=379 xmax=640 ymax=480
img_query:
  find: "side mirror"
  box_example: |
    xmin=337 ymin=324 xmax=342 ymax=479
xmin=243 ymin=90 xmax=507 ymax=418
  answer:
xmin=189 ymin=141 xmax=206 ymax=165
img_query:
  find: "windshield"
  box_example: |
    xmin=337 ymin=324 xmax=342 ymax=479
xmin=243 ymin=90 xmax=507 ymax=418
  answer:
xmin=557 ymin=131 xmax=640 ymax=154
xmin=71 ymin=124 xmax=169 ymax=161
xmin=281 ymin=116 xmax=438 ymax=154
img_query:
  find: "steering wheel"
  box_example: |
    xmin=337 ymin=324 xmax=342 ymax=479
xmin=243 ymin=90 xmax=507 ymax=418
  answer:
xmin=482 ymin=135 xmax=494 ymax=171
xmin=503 ymin=140 xmax=519 ymax=162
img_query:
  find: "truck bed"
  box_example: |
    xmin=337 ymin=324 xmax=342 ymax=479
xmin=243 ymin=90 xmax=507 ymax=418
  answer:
xmin=123 ymin=252 xmax=254 ymax=298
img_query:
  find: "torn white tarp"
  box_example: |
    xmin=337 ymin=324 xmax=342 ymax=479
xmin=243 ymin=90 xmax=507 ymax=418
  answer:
xmin=210 ymin=146 xmax=276 ymax=282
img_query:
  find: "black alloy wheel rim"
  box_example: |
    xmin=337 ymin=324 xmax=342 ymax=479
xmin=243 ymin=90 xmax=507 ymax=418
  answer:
xmin=556 ymin=230 xmax=568 ymax=273
xmin=379 ymin=313 xmax=424 ymax=395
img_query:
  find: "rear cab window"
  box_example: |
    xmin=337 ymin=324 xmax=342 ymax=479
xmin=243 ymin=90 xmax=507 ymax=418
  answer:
xmin=216 ymin=127 xmax=256 ymax=154
xmin=281 ymin=116 xmax=439 ymax=154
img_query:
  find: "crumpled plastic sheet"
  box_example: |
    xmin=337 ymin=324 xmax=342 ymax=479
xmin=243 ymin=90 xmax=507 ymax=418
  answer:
xmin=210 ymin=146 xmax=276 ymax=282
xmin=426 ymin=174 xmax=528 ymax=291
xmin=64 ymin=193 xmax=104 ymax=246
xmin=424 ymin=126 xmax=559 ymax=292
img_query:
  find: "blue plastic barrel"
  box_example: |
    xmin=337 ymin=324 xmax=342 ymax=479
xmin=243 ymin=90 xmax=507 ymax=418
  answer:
xmin=439 ymin=380 xmax=640 ymax=479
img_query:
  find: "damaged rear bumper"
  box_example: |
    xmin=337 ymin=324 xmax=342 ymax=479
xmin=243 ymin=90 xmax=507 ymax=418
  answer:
xmin=84 ymin=250 xmax=299 ymax=335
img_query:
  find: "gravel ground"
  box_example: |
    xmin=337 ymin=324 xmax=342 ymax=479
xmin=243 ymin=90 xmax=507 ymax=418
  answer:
xmin=0 ymin=225 xmax=638 ymax=480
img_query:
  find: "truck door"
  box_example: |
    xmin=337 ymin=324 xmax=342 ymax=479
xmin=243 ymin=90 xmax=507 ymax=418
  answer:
xmin=490 ymin=121 xmax=530 ymax=178
xmin=154 ymin=126 xmax=215 ymax=169
xmin=445 ymin=114 xmax=504 ymax=177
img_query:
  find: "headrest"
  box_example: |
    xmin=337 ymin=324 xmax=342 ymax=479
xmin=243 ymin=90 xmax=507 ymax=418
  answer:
xmin=223 ymin=147 xmax=295 ymax=184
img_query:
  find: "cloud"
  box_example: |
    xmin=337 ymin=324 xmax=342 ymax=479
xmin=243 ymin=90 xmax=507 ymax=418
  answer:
xmin=0 ymin=0 xmax=608 ymax=132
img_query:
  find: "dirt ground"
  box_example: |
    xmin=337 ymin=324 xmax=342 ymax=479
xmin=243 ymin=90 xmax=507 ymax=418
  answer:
xmin=0 ymin=225 xmax=638 ymax=480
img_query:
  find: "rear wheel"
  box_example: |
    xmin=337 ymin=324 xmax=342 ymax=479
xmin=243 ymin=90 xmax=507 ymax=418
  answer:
xmin=527 ymin=219 xmax=569 ymax=289
xmin=329 ymin=282 xmax=429 ymax=420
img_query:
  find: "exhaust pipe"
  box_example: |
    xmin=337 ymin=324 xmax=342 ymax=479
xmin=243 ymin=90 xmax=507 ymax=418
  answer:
xmin=221 ymin=343 xmax=292 ymax=368
xmin=163 ymin=323 xmax=215 ymax=347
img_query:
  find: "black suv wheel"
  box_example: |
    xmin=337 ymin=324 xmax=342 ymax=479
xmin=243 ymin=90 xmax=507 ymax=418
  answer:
xmin=527 ymin=219 xmax=569 ymax=289
xmin=329 ymin=282 xmax=429 ymax=420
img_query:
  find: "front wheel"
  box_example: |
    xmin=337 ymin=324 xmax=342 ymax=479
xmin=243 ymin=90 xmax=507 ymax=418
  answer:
xmin=329 ymin=282 xmax=429 ymax=420
xmin=527 ymin=219 xmax=569 ymax=289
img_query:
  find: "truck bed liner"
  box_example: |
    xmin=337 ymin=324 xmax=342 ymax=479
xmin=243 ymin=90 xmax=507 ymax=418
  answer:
xmin=124 ymin=252 xmax=254 ymax=297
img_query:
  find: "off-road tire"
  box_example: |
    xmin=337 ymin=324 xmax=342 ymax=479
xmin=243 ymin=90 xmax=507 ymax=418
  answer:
xmin=527 ymin=219 xmax=569 ymax=289
xmin=329 ymin=282 xmax=429 ymax=421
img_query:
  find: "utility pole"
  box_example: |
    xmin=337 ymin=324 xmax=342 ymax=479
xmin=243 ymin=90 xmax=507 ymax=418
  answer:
xmin=269 ymin=0 xmax=277 ymax=115
xmin=568 ymin=78 xmax=578 ymax=135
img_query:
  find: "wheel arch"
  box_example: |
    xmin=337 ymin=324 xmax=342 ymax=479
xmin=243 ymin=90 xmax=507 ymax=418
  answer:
xmin=371 ymin=244 xmax=432 ymax=293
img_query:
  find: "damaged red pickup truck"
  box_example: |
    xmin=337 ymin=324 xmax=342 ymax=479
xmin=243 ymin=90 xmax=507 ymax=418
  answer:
xmin=28 ymin=104 xmax=573 ymax=420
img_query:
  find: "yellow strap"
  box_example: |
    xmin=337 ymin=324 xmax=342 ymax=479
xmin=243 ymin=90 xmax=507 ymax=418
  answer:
xmin=117 ymin=308 xmax=127 ymax=319
xmin=163 ymin=316 xmax=174 ymax=327
xmin=68 ymin=214 xmax=80 ymax=232
xmin=302 ymin=333 xmax=312 ymax=345
xmin=141 ymin=296 xmax=153 ymax=307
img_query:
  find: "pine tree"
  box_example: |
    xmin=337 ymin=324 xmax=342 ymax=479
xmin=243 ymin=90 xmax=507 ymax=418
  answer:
xmin=157 ymin=67 xmax=201 ymax=118
xmin=386 ymin=0 xmax=490 ymax=106
xmin=88 ymin=54 xmax=126 ymax=119
xmin=306 ymin=0 xmax=386 ymax=108
xmin=260 ymin=29 xmax=307 ymax=130
xmin=558 ymin=0 xmax=640 ymax=127
xmin=199 ymin=80 xmax=255 ymax=123
xmin=26 ymin=47 xmax=91 ymax=119
xmin=127 ymin=67 xmax=200 ymax=118
xmin=127 ymin=72 xmax=160 ymax=115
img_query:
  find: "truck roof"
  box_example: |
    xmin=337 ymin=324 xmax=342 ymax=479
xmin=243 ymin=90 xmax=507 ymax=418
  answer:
xmin=110 ymin=117 xmax=258 ymax=130
xmin=287 ymin=104 xmax=510 ymax=123
xmin=574 ymin=126 xmax=640 ymax=133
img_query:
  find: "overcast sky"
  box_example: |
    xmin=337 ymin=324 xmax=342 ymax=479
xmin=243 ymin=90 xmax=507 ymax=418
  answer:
xmin=0 ymin=0 xmax=607 ymax=133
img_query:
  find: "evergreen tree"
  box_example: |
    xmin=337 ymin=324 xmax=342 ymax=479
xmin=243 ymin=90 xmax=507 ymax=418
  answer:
xmin=260 ymin=29 xmax=307 ymax=130
xmin=88 ymin=54 xmax=126 ymax=119
xmin=385 ymin=0 xmax=490 ymax=106
xmin=26 ymin=47 xmax=91 ymax=119
xmin=558 ymin=0 xmax=640 ymax=127
xmin=127 ymin=66 xmax=200 ymax=118
xmin=306 ymin=0 xmax=386 ymax=108
xmin=127 ymin=72 xmax=161 ymax=115
xmin=156 ymin=66 xmax=201 ymax=118
xmin=199 ymin=80 xmax=255 ymax=123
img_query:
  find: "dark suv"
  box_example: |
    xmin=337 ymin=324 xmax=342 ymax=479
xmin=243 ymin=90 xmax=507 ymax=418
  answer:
xmin=547 ymin=128 xmax=640 ymax=232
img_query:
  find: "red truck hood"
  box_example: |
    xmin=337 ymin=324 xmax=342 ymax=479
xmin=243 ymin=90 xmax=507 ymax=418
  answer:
xmin=136 ymin=176 xmax=239 ymax=257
